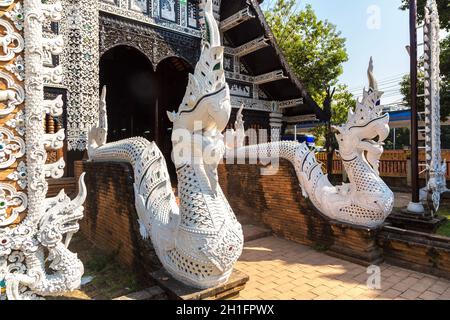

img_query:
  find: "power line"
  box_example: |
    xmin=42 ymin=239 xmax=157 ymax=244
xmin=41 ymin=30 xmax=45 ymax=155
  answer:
xmin=347 ymin=80 xmax=406 ymax=94
xmin=352 ymin=92 xmax=404 ymax=100
xmin=350 ymin=76 xmax=403 ymax=89
xmin=348 ymin=78 xmax=401 ymax=91
xmin=349 ymin=84 xmax=403 ymax=95
xmin=346 ymin=72 xmax=408 ymax=90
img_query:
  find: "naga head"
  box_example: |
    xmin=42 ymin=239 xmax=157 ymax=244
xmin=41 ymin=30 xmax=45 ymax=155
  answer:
xmin=333 ymin=58 xmax=390 ymax=173
xmin=167 ymin=0 xmax=231 ymax=138
xmin=38 ymin=173 xmax=87 ymax=249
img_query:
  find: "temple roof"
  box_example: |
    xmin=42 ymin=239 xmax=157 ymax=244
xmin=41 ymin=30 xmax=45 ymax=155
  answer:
xmin=219 ymin=0 xmax=326 ymax=120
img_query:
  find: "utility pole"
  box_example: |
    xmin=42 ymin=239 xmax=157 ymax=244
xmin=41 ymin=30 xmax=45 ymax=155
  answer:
xmin=407 ymin=0 xmax=425 ymax=214
xmin=323 ymin=85 xmax=335 ymax=177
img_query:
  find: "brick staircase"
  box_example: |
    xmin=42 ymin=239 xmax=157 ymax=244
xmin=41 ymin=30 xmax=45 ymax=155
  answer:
xmin=238 ymin=214 xmax=272 ymax=242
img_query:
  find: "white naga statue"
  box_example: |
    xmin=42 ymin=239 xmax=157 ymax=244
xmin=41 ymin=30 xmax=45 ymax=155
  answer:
xmin=88 ymin=0 xmax=244 ymax=289
xmin=238 ymin=58 xmax=394 ymax=228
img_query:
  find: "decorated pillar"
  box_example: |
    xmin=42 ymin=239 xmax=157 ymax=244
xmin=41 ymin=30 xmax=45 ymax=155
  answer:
xmin=180 ymin=0 xmax=187 ymax=26
xmin=0 ymin=0 xmax=86 ymax=300
xmin=0 ymin=0 xmax=26 ymax=232
xmin=64 ymin=0 xmax=99 ymax=150
xmin=423 ymin=0 xmax=447 ymax=212
xmin=269 ymin=109 xmax=282 ymax=142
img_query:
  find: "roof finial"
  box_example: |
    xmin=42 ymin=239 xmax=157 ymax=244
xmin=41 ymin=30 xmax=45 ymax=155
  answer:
xmin=368 ymin=57 xmax=378 ymax=91
xmin=199 ymin=0 xmax=220 ymax=47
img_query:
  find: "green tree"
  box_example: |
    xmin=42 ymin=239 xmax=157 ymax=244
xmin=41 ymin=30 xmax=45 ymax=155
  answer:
xmin=329 ymin=85 xmax=355 ymax=125
xmin=385 ymin=128 xmax=411 ymax=150
xmin=264 ymin=0 xmax=350 ymax=171
xmin=311 ymin=84 xmax=356 ymax=148
xmin=440 ymin=36 xmax=450 ymax=119
xmin=399 ymin=2 xmax=450 ymax=120
xmin=399 ymin=0 xmax=450 ymax=31
xmin=399 ymin=35 xmax=449 ymax=120
xmin=264 ymin=0 xmax=348 ymax=97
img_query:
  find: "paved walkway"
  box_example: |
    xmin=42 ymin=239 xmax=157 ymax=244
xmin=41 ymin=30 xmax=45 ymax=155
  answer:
xmin=235 ymin=236 xmax=450 ymax=300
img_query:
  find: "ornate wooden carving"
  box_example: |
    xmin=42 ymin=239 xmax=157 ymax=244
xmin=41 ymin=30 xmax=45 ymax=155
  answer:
xmin=99 ymin=12 xmax=201 ymax=69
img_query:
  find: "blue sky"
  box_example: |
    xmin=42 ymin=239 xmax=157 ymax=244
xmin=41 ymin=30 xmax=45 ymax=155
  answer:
xmin=261 ymin=0 xmax=413 ymax=105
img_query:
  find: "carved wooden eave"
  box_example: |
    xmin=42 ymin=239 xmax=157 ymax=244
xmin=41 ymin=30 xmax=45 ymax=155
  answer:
xmin=219 ymin=0 xmax=326 ymax=121
xmin=225 ymin=35 xmax=270 ymax=57
xmin=249 ymin=0 xmax=325 ymax=119
xmin=220 ymin=6 xmax=255 ymax=32
xmin=98 ymin=0 xmax=203 ymax=39
xmin=99 ymin=13 xmax=201 ymax=70
xmin=278 ymin=98 xmax=304 ymax=109
xmin=284 ymin=114 xmax=318 ymax=124
xmin=254 ymin=70 xmax=288 ymax=85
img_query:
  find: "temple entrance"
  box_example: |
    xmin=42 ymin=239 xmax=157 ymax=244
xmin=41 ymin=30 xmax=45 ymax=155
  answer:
xmin=155 ymin=57 xmax=193 ymax=174
xmin=100 ymin=46 xmax=157 ymax=142
xmin=100 ymin=46 xmax=192 ymax=180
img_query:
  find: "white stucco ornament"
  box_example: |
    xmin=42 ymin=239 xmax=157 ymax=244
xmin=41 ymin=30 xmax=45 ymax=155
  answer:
xmin=238 ymin=58 xmax=394 ymax=228
xmin=423 ymin=0 xmax=447 ymax=212
xmin=0 ymin=0 xmax=87 ymax=300
xmin=88 ymin=0 xmax=244 ymax=289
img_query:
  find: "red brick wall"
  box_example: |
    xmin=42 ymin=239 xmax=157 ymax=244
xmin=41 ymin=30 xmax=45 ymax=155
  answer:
xmin=219 ymin=160 xmax=332 ymax=247
xmin=379 ymin=226 xmax=450 ymax=280
xmin=218 ymin=160 xmax=381 ymax=264
xmin=74 ymin=161 xmax=161 ymax=279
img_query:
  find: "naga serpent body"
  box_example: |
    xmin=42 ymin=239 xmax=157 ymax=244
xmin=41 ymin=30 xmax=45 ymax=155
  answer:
xmin=238 ymin=138 xmax=393 ymax=228
xmin=236 ymin=58 xmax=394 ymax=228
xmin=88 ymin=0 xmax=243 ymax=289
xmin=88 ymin=136 xmax=243 ymax=288
xmin=87 ymin=0 xmax=393 ymax=288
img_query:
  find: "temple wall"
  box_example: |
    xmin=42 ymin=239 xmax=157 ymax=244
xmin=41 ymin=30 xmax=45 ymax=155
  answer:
xmin=218 ymin=160 xmax=330 ymax=245
xmin=0 ymin=1 xmax=27 ymax=225
xmin=379 ymin=227 xmax=450 ymax=280
xmin=74 ymin=160 xmax=162 ymax=280
xmin=218 ymin=160 xmax=382 ymax=265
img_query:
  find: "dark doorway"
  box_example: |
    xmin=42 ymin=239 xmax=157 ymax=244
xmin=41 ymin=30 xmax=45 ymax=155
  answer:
xmin=100 ymin=47 xmax=193 ymax=181
xmin=155 ymin=57 xmax=192 ymax=170
xmin=100 ymin=46 xmax=157 ymax=142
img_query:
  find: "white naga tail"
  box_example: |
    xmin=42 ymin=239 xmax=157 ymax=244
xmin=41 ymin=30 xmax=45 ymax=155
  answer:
xmin=238 ymin=58 xmax=394 ymax=228
xmin=88 ymin=0 xmax=243 ymax=289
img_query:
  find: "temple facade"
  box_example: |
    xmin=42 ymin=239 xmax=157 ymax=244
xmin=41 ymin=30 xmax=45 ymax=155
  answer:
xmin=42 ymin=0 xmax=324 ymax=179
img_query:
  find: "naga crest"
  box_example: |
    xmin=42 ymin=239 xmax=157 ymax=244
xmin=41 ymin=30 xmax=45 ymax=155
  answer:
xmin=334 ymin=58 xmax=390 ymax=173
xmin=167 ymin=0 xmax=231 ymax=134
xmin=87 ymin=86 xmax=108 ymax=158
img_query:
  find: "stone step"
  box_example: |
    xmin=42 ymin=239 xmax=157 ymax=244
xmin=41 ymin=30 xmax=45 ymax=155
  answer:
xmin=238 ymin=214 xmax=259 ymax=225
xmin=151 ymin=268 xmax=249 ymax=300
xmin=113 ymin=286 xmax=167 ymax=300
xmin=242 ymin=224 xmax=272 ymax=242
